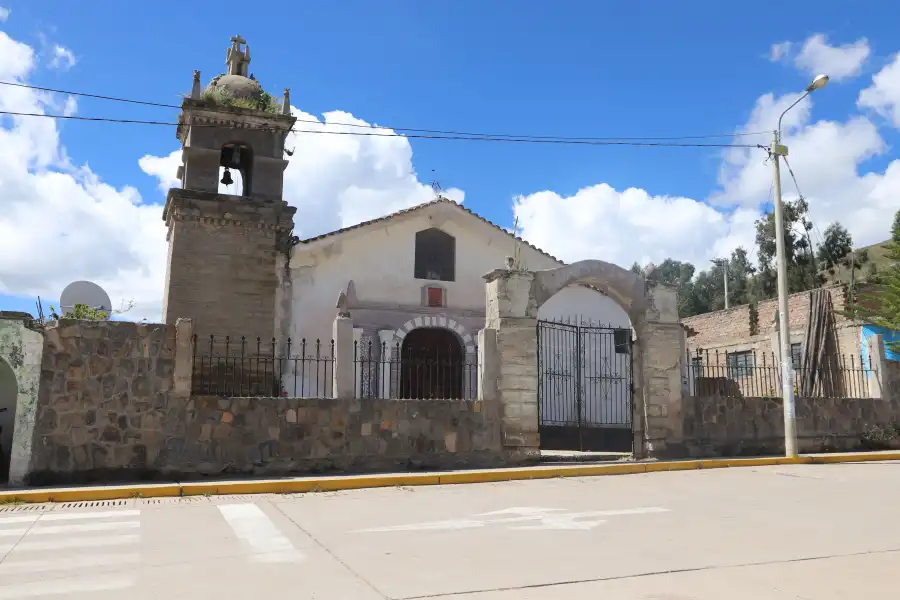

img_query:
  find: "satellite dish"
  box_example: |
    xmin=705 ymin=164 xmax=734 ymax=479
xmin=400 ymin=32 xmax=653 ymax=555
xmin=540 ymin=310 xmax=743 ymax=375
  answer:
xmin=60 ymin=281 xmax=112 ymax=316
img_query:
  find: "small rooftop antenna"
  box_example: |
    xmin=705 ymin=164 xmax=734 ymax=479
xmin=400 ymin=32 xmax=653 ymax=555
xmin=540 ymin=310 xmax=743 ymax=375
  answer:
xmin=430 ymin=169 xmax=443 ymax=200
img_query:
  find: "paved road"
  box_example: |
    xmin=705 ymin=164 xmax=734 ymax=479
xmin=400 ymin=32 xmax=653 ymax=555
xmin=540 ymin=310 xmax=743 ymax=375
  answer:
xmin=0 ymin=462 xmax=897 ymax=598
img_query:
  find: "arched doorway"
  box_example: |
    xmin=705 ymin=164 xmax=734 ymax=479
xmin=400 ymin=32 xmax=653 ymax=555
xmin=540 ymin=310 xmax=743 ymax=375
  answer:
xmin=536 ymin=285 xmax=635 ymax=453
xmin=0 ymin=359 xmax=17 ymax=482
xmin=400 ymin=328 xmax=463 ymax=399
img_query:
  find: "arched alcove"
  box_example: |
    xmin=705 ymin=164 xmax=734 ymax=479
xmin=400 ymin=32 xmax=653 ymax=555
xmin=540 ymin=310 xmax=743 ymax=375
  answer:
xmin=400 ymin=328 xmax=464 ymax=399
xmin=219 ymin=142 xmax=253 ymax=197
xmin=0 ymin=358 xmax=17 ymax=482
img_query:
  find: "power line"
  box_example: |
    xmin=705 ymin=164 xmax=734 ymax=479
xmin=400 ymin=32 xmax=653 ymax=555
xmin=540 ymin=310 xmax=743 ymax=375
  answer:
xmin=0 ymin=79 xmax=771 ymax=143
xmin=782 ymin=154 xmax=844 ymax=275
xmin=0 ymin=110 xmax=766 ymax=148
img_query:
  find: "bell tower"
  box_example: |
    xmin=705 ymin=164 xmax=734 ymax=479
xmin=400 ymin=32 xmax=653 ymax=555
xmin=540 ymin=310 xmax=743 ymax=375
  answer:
xmin=162 ymin=35 xmax=297 ymax=345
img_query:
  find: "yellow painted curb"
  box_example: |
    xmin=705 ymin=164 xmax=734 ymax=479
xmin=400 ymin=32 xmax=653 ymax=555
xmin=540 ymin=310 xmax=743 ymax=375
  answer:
xmin=806 ymin=451 xmax=900 ymax=464
xmin=0 ymin=483 xmax=181 ymax=504
xmin=5 ymin=451 xmax=900 ymax=504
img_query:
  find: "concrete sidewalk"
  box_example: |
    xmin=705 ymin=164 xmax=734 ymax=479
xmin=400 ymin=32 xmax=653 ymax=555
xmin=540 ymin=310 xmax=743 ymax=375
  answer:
xmin=0 ymin=461 xmax=898 ymax=599
xmin=3 ymin=450 xmax=900 ymax=504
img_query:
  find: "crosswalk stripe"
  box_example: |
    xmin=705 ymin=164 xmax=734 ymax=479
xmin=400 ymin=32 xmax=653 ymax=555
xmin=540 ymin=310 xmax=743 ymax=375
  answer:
xmin=0 ymin=553 xmax=141 ymax=574
xmin=10 ymin=533 xmax=140 ymax=553
xmin=0 ymin=517 xmax=39 ymax=526
xmin=38 ymin=510 xmax=141 ymax=522
xmin=217 ymin=503 xmax=303 ymax=563
xmin=29 ymin=521 xmax=139 ymax=535
xmin=0 ymin=575 xmax=136 ymax=598
xmin=0 ymin=529 xmax=28 ymax=538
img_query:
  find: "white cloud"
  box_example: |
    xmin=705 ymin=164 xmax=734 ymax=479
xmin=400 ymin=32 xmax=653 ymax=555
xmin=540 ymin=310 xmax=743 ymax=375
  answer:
xmin=513 ymin=185 xmax=757 ymax=268
xmin=5 ymin=26 xmax=900 ymax=322
xmin=515 ymin=86 xmax=900 ymax=273
xmin=770 ymin=34 xmax=870 ymax=82
xmin=0 ymin=32 xmax=165 ymax=320
xmin=858 ymin=52 xmax=900 ymax=127
xmin=48 ymin=45 xmax=76 ymax=70
xmin=769 ymin=41 xmax=792 ymax=63
xmin=0 ymin=7 xmax=9 ymax=22
xmin=140 ymin=110 xmax=464 ymax=241
xmin=1 ymin=31 xmax=466 ymax=321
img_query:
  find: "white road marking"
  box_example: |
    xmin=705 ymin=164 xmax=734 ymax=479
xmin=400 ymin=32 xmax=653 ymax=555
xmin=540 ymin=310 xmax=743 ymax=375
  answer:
xmin=0 ymin=575 xmax=135 ymax=598
xmin=0 ymin=553 xmax=141 ymax=574
xmin=29 ymin=520 xmax=139 ymax=535
xmin=38 ymin=509 xmax=141 ymax=522
xmin=0 ymin=529 xmax=28 ymax=538
xmin=359 ymin=506 xmax=670 ymax=532
xmin=10 ymin=533 xmax=140 ymax=552
xmin=0 ymin=517 xmax=39 ymax=526
xmin=217 ymin=503 xmax=303 ymax=563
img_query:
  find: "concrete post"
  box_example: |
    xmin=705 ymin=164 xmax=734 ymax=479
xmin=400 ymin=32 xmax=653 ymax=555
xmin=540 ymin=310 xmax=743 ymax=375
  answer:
xmin=867 ymin=334 xmax=886 ymax=399
xmin=172 ymin=318 xmax=194 ymax=397
xmin=332 ymin=316 xmax=354 ymax=399
xmin=639 ymin=283 xmax=686 ymax=458
xmin=483 ymin=269 xmax=540 ymax=462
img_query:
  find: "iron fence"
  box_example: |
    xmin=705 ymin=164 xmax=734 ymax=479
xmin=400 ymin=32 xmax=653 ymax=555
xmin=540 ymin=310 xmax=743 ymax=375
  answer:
xmin=685 ymin=348 xmax=876 ymax=399
xmin=353 ymin=341 xmax=478 ymax=400
xmin=192 ymin=335 xmax=334 ymax=397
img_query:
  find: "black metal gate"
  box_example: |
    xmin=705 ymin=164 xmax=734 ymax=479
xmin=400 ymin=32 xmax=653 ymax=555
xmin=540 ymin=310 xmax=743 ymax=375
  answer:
xmin=537 ymin=319 xmax=634 ymax=452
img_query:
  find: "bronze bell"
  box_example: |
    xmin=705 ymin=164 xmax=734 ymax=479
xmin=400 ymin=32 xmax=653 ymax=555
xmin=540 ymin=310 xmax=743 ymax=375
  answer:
xmin=220 ymin=168 xmax=234 ymax=186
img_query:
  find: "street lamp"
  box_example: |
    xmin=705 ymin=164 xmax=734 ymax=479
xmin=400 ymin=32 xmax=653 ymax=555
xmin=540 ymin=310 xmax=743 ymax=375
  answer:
xmin=710 ymin=258 xmax=729 ymax=309
xmin=771 ymin=73 xmax=829 ymax=458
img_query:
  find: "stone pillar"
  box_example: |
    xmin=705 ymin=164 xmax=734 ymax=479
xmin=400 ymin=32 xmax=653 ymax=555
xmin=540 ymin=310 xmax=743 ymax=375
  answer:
xmin=378 ymin=329 xmax=395 ymax=399
xmin=639 ymin=283 xmax=686 ymax=458
xmin=483 ymin=269 xmax=540 ymax=462
xmin=172 ymin=318 xmax=194 ymax=397
xmin=332 ymin=316 xmax=354 ymax=399
xmin=867 ymin=334 xmax=886 ymax=399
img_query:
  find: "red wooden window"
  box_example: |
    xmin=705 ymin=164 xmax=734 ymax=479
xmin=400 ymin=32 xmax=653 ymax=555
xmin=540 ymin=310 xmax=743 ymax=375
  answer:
xmin=426 ymin=286 xmax=444 ymax=307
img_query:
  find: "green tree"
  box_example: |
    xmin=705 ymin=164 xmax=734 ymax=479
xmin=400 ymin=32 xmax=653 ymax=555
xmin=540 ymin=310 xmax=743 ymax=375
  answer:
xmin=817 ymin=222 xmax=853 ymax=270
xmin=754 ymin=197 xmax=821 ymax=297
xmin=851 ymin=209 xmax=900 ymax=351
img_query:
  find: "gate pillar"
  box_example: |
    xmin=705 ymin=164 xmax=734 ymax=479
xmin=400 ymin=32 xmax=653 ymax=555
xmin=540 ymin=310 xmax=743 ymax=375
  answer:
xmin=638 ymin=282 xmax=686 ymax=458
xmin=482 ymin=268 xmax=540 ymax=463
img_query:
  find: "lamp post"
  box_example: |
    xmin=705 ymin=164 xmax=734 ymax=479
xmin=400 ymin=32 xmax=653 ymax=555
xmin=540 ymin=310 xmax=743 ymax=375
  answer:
xmin=710 ymin=258 xmax=729 ymax=309
xmin=771 ymin=73 xmax=829 ymax=458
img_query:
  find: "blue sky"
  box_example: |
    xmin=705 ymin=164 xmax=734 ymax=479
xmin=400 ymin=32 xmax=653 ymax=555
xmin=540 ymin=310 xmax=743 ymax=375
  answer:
xmin=2 ymin=0 xmax=900 ymax=319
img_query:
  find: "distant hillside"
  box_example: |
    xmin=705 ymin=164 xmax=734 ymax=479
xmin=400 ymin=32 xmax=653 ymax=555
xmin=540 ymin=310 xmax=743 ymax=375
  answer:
xmin=823 ymin=240 xmax=895 ymax=285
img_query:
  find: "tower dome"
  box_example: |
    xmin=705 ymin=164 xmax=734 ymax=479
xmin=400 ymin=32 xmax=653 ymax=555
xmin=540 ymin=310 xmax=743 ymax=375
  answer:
xmin=207 ymin=73 xmax=263 ymax=102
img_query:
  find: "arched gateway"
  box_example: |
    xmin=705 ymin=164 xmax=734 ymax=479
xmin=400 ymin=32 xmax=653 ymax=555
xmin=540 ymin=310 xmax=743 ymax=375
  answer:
xmin=482 ymin=260 xmax=685 ymax=460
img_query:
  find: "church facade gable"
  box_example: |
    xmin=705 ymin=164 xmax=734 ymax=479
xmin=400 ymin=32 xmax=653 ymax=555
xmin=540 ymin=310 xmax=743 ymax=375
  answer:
xmin=286 ymin=201 xmax=564 ymax=364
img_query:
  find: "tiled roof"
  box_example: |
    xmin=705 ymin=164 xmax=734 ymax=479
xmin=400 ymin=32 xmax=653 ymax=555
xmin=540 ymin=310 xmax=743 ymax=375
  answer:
xmin=296 ymin=197 xmax=563 ymax=264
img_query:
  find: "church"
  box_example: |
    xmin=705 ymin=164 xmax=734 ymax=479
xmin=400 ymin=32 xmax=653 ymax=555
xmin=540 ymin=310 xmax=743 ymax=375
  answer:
xmin=161 ymin=37 xmax=635 ymax=447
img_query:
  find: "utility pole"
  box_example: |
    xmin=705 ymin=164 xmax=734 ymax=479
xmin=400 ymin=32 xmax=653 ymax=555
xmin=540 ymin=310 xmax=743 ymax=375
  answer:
xmin=771 ymin=73 xmax=829 ymax=459
xmin=710 ymin=258 xmax=729 ymax=309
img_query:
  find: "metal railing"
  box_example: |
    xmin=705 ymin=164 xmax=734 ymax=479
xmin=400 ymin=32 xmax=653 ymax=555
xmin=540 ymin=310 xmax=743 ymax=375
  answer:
xmin=353 ymin=341 xmax=478 ymax=400
xmin=192 ymin=335 xmax=334 ymax=397
xmin=685 ymin=348 xmax=875 ymax=399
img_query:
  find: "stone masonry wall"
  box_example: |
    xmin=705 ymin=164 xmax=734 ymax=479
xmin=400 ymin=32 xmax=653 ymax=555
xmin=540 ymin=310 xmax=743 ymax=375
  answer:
xmin=683 ymin=392 xmax=900 ymax=457
xmin=26 ymin=319 xmax=503 ymax=485
xmin=28 ymin=320 xmax=176 ymax=484
xmin=159 ymin=396 xmax=501 ymax=477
